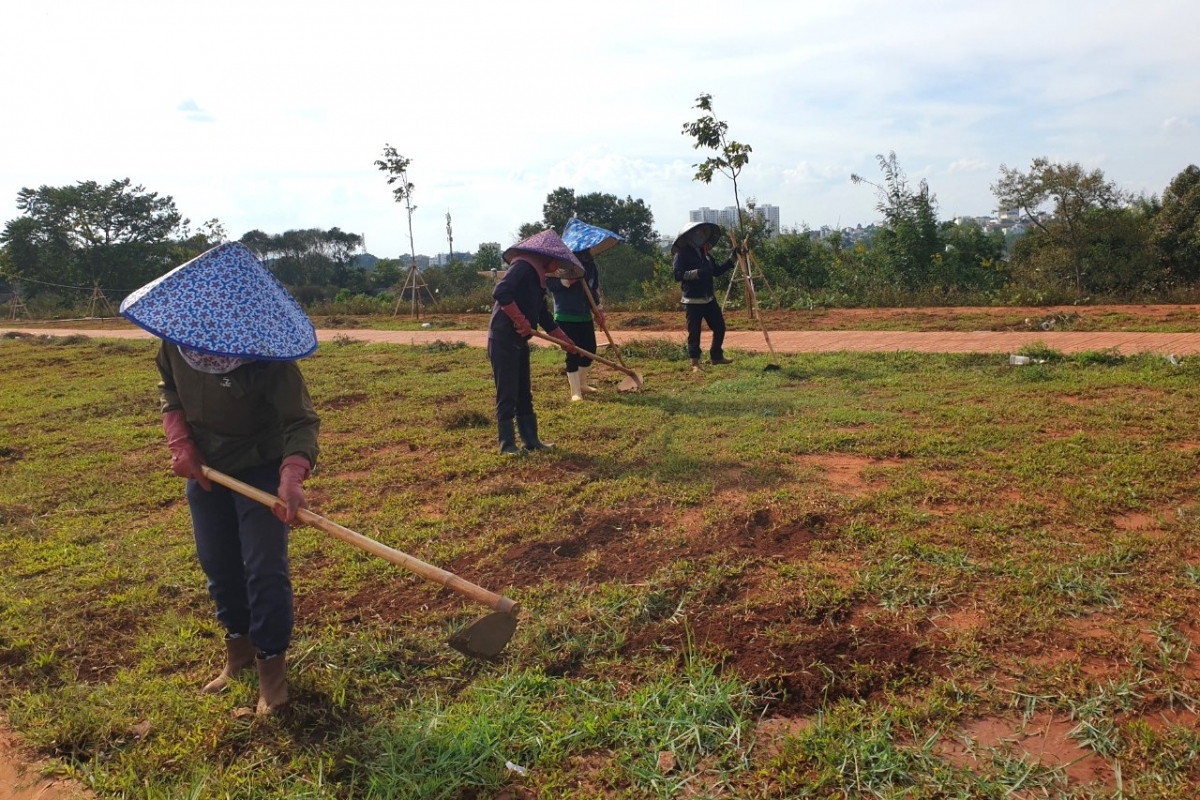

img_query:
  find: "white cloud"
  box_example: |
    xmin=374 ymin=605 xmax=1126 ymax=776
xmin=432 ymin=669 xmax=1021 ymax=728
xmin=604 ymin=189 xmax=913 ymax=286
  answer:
xmin=948 ymin=159 xmax=989 ymax=174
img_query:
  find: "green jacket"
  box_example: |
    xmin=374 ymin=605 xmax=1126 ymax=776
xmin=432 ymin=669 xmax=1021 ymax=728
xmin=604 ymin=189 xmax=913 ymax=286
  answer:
xmin=156 ymin=342 xmax=320 ymax=473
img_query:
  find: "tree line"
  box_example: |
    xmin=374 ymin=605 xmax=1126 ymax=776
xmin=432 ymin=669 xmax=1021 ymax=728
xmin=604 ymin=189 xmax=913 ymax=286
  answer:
xmin=3 ymin=159 xmax=1200 ymax=315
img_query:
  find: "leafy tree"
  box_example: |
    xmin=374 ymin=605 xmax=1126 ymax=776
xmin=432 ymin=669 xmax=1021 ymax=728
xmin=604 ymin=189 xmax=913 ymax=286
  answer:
xmin=1 ymin=179 xmax=186 ymax=295
xmin=237 ymin=228 xmax=363 ymax=288
xmin=523 ymin=188 xmax=659 ymax=253
xmin=1153 ymin=164 xmax=1200 ymax=281
xmin=473 ymin=243 xmax=502 ymax=273
xmin=852 ymin=152 xmax=943 ymax=289
xmin=938 ymin=219 xmax=1007 ymax=292
xmin=516 ymin=222 xmax=544 ymax=241
xmin=374 ymin=144 xmax=423 ymax=288
xmin=591 ymin=244 xmax=659 ymax=302
xmin=423 ymin=260 xmax=489 ymax=297
xmin=992 ymin=157 xmax=1129 ymax=292
xmin=755 ymin=229 xmax=832 ymax=291
xmin=682 ymin=92 xmax=753 ymax=231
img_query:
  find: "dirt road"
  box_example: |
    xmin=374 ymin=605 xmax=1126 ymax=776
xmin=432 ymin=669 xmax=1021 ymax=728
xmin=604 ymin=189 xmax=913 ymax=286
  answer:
xmin=7 ymin=325 xmax=1200 ymax=355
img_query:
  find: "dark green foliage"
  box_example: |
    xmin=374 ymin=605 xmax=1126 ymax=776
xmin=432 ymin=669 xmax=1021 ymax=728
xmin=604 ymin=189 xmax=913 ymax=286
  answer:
xmin=1153 ymin=164 xmax=1200 ymax=281
xmin=1 ymin=179 xmax=194 ymax=297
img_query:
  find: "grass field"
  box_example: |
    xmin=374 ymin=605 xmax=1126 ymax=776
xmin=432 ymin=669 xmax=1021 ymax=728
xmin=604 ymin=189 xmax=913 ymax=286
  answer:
xmin=2 ymin=331 xmax=1200 ymax=798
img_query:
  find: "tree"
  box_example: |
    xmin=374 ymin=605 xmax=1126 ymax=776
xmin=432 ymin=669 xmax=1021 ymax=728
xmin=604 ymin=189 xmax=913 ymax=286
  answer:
xmin=525 ymin=188 xmax=659 ymax=253
xmin=1153 ymin=165 xmax=1200 ymax=281
xmin=682 ymin=92 xmax=753 ymax=230
xmin=1 ymin=179 xmax=186 ymax=296
xmin=851 ymin=152 xmax=943 ymax=290
xmin=992 ymin=157 xmax=1129 ymax=292
xmin=473 ymin=243 xmax=502 ymax=273
xmin=236 ymin=228 xmax=363 ymax=289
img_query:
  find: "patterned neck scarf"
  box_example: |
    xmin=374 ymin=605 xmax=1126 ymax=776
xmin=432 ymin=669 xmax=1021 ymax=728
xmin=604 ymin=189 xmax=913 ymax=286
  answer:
xmin=178 ymin=345 xmax=252 ymax=374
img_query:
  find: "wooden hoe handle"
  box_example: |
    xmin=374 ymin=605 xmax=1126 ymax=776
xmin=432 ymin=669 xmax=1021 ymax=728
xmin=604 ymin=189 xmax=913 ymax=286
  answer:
xmin=528 ymin=329 xmax=637 ymax=380
xmin=201 ymin=466 xmax=519 ymax=615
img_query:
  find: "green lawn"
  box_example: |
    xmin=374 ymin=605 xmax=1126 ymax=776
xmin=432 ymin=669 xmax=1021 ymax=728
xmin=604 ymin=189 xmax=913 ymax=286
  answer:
xmin=2 ymin=332 xmax=1199 ymax=798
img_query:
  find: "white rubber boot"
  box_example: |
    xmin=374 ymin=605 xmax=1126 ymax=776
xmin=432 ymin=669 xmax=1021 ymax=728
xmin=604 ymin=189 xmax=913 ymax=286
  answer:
xmin=567 ymin=371 xmax=583 ymax=402
xmin=580 ymin=365 xmax=599 ymax=393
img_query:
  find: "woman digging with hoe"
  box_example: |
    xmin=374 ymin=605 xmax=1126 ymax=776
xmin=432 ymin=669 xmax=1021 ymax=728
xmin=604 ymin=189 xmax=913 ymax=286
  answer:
xmin=120 ymin=241 xmax=320 ymax=716
xmin=488 ymin=229 xmax=582 ymax=454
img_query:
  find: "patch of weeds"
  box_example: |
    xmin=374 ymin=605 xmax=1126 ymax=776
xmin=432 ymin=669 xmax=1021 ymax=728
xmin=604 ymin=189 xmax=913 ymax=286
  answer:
xmin=421 ymin=339 xmax=467 ymax=353
xmin=618 ymin=314 xmax=663 ymax=329
xmin=1016 ymin=341 xmax=1065 ymax=362
xmin=621 ymin=337 xmax=688 ymax=361
xmin=1074 ymin=348 xmax=1125 ymax=366
xmin=439 ymin=409 xmax=490 ymax=431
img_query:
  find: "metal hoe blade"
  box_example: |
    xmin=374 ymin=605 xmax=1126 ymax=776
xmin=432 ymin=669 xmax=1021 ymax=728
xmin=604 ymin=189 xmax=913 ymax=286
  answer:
xmin=448 ymin=611 xmax=519 ymax=659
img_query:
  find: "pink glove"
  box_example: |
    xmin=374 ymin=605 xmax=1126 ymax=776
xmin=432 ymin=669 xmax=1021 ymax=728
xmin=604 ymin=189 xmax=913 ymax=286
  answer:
xmin=275 ymin=455 xmax=311 ymax=524
xmin=549 ymin=327 xmax=578 ymax=354
xmin=163 ymin=410 xmax=212 ymax=490
xmin=500 ymin=302 xmax=532 ymax=338
xmin=593 ymin=307 xmax=606 ymax=328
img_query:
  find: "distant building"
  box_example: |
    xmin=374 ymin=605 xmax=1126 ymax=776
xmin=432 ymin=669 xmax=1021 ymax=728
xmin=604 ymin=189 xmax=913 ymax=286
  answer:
xmin=686 ymin=203 xmax=782 ymax=238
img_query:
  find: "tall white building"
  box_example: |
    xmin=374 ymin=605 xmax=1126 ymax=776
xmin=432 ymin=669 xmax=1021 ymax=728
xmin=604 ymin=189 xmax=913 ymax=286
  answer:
xmin=686 ymin=204 xmax=782 ymax=238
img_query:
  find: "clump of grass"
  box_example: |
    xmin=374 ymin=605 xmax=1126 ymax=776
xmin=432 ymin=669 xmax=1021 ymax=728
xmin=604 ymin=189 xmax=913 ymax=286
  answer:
xmin=1016 ymin=341 xmax=1065 ymax=362
xmin=439 ymin=409 xmax=490 ymax=430
xmin=421 ymin=339 xmax=467 ymax=353
xmin=1075 ymin=348 xmax=1125 ymax=366
xmin=621 ymin=337 xmax=688 ymax=361
xmin=618 ymin=314 xmax=664 ymax=329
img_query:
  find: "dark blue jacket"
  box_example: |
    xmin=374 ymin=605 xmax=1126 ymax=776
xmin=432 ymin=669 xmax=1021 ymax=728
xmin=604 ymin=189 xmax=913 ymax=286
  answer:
xmin=488 ymin=259 xmax=560 ymax=344
xmin=547 ymin=255 xmax=600 ymax=321
xmin=673 ymin=245 xmax=733 ymax=303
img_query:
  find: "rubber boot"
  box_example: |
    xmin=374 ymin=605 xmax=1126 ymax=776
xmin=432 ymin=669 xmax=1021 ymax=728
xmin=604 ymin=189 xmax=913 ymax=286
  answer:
xmin=567 ymin=371 xmax=583 ymax=402
xmin=498 ymin=418 xmax=520 ymax=455
xmin=255 ymin=653 xmax=289 ymax=715
xmin=201 ymin=634 xmax=256 ymax=694
xmin=516 ymin=414 xmax=553 ymax=451
xmin=711 ymin=354 xmax=733 ymax=365
xmin=691 ymin=358 xmax=701 ymax=373
xmin=579 ymin=366 xmax=599 ymax=394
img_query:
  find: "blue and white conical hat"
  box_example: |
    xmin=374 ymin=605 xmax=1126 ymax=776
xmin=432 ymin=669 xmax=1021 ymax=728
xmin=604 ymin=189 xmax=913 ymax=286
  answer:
xmin=561 ymin=217 xmax=624 ymax=256
xmin=119 ymin=242 xmax=317 ymax=360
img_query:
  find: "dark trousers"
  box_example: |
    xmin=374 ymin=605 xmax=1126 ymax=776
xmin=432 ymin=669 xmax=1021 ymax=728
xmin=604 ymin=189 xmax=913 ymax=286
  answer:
xmin=488 ymin=338 xmax=535 ymax=422
xmin=557 ymin=320 xmax=596 ymax=371
xmin=685 ymin=301 xmax=727 ymax=360
xmin=187 ymin=460 xmax=293 ymax=656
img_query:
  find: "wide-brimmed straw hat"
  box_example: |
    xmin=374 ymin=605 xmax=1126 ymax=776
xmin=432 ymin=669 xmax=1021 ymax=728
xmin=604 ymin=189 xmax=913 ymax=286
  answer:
xmin=671 ymin=221 xmax=722 ymax=255
xmin=562 ymin=217 xmax=624 ymax=256
xmin=119 ymin=241 xmax=317 ymax=360
xmin=503 ymin=229 xmax=585 ymax=279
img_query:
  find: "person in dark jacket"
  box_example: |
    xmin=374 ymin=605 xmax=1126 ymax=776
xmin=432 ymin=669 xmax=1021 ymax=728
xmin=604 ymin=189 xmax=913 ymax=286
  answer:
xmin=488 ymin=229 xmax=580 ymax=454
xmin=547 ymin=249 xmax=604 ymax=401
xmin=672 ymin=221 xmax=736 ymax=371
xmin=120 ymin=242 xmax=320 ymax=715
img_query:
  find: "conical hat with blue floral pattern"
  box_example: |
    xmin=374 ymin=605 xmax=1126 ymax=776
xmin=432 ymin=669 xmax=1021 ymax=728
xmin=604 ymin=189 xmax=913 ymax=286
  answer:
xmin=561 ymin=217 xmax=624 ymax=256
xmin=119 ymin=242 xmax=317 ymax=360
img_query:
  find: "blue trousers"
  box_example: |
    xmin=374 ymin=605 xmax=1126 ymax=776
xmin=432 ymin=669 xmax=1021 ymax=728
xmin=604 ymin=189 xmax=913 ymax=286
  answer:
xmin=186 ymin=460 xmax=293 ymax=656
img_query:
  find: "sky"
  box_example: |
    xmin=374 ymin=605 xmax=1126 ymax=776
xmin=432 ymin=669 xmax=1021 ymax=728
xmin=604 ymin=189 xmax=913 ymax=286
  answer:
xmin=3 ymin=0 xmax=1199 ymax=260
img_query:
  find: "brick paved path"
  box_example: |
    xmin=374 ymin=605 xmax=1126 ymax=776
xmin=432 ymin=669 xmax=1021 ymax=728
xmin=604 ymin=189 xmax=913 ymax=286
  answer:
xmin=8 ymin=326 xmax=1200 ymax=356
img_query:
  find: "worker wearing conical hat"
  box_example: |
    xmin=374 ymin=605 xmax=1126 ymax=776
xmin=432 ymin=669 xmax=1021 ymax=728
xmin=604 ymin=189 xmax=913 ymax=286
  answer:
xmin=120 ymin=241 xmax=320 ymax=715
xmin=489 ymin=229 xmax=580 ymax=454
xmin=672 ymin=221 xmax=735 ymax=371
